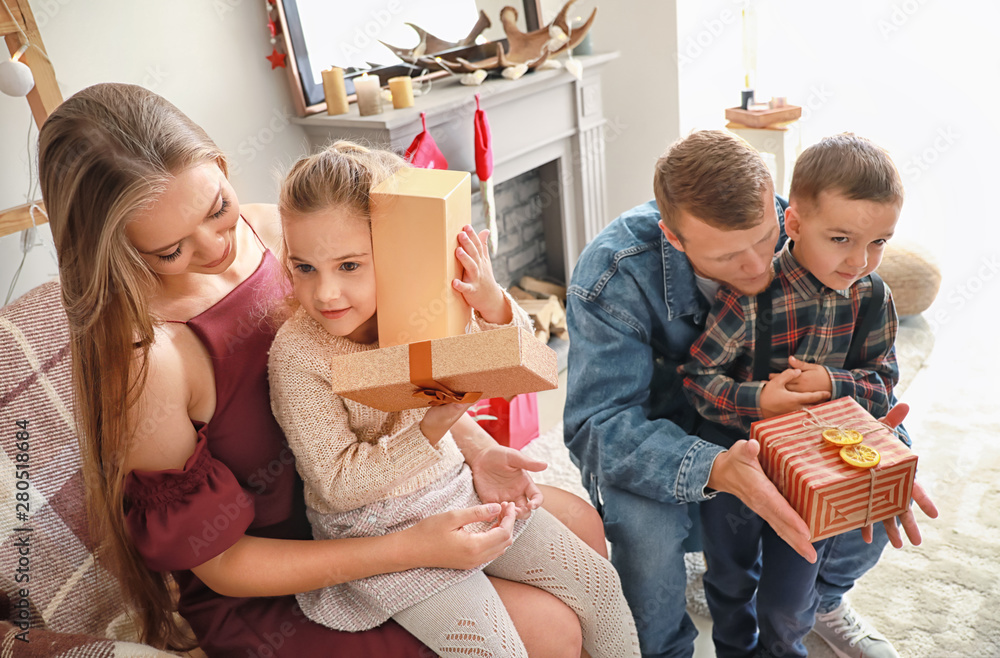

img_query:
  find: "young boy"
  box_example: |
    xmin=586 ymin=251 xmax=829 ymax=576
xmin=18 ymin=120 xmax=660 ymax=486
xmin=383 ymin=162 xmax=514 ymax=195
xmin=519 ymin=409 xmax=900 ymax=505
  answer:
xmin=681 ymin=133 xmax=907 ymax=658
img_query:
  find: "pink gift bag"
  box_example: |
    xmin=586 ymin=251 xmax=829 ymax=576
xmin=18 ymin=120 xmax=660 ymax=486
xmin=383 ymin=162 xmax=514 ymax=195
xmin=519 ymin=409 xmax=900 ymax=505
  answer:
xmin=468 ymin=393 xmax=540 ymax=450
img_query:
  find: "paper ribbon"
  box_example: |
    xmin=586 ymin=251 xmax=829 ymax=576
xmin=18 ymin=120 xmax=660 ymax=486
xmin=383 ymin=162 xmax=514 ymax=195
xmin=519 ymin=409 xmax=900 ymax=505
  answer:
xmin=799 ymin=407 xmax=901 ymax=441
xmin=761 ymin=406 xmax=888 ymax=528
xmin=408 ymin=341 xmax=482 ymax=407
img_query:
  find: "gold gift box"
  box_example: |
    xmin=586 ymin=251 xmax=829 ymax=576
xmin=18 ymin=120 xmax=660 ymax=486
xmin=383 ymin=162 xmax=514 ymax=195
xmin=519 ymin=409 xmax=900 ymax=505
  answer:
xmin=371 ymin=168 xmax=473 ymax=348
xmin=329 ymin=326 xmax=558 ymax=412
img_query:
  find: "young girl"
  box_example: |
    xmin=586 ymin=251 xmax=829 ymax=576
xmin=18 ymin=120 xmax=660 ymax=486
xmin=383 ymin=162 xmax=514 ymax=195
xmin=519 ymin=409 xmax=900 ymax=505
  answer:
xmin=267 ymin=141 xmax=640 ymax=657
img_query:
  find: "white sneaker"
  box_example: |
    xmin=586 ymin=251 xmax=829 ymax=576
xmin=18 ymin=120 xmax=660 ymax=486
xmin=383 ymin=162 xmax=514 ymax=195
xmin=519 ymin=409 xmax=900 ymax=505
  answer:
xmin=812 ymin=599 xmax=900 ymax=658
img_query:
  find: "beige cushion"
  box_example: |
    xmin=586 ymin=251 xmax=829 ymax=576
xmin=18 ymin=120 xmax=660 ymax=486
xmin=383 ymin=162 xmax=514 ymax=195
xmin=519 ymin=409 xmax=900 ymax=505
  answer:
xmin=879 ymin=240 xmax=942 ymax=316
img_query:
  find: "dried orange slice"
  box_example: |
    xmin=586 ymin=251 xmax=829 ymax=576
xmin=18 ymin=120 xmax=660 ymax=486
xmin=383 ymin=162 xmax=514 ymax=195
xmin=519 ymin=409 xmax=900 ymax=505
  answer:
xmin=822 ymin=428 xmax=864 ymax=446
xmin=840 ymin=444 xmax=881 ymax=468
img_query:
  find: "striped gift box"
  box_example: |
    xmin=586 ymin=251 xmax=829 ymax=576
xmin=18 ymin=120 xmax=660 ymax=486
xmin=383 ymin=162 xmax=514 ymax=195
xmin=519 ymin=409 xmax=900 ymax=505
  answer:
xmin=751 ymin=397 xmax=917 ymax=542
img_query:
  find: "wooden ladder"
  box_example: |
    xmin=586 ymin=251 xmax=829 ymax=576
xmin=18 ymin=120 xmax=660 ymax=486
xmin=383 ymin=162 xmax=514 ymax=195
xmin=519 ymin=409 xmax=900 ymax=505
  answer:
xmin=0 ymin=0 xmax=61 ymax=239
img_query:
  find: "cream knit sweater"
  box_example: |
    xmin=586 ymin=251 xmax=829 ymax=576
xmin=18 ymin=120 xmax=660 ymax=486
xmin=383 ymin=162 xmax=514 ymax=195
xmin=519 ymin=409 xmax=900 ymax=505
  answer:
xmin=268 ymin=295 xmax=532 ymax=515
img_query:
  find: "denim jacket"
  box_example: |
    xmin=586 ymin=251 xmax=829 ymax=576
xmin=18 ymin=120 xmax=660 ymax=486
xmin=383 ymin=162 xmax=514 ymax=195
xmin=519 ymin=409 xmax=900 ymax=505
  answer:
xmin=564 ymin=199 xmax=788 ymax=508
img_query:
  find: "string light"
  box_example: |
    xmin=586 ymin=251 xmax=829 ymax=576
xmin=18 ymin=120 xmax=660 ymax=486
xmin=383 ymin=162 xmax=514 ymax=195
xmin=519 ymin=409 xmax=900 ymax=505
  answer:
xmin=0 ymin=44 xmax=33 ymax=96
xmin=0 ymin=0 xmax=37 ymax=96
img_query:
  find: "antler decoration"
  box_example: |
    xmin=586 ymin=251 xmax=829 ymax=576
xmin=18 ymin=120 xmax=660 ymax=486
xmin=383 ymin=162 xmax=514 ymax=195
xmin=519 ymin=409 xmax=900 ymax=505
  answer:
xmin=381 ymin=10 xmax=492 ymax=62
xmin=380 ymin=0 xmax=597 ymax=75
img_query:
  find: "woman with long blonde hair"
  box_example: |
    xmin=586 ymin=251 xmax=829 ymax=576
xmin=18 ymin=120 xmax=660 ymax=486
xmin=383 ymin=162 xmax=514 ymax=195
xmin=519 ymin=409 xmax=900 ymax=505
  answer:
xmin=39 ymin=82 xmax=605 ymax=656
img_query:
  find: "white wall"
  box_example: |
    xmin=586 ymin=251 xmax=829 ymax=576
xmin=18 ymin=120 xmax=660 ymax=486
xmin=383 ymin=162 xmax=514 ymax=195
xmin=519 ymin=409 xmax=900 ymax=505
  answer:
xmin=540 ymin=0 xmax=681 ymax=221
xmin=676 ymin=0 xmax=1000 ymax=337
xmin=0 ymin=0 xmax=311 ymax=305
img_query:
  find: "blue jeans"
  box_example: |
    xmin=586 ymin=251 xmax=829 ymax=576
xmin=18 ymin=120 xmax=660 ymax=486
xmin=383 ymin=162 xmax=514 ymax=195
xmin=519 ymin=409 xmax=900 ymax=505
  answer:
xmin=700 ymin=493 xmax=830 ymax=658
xmin=600 ymin=483 xmax=698 ymax=658
xmin=816 ymin=522 xmax=890 ymax=612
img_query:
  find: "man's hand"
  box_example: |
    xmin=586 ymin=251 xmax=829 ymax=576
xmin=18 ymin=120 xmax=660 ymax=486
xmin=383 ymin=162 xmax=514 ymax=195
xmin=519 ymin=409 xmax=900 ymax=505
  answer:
xmin=707 ymin=439 xmax=817 ymax=562
xmin=760 ymin=368 xmax=831 ymax=418
xmin=467 ymin=444 xmax=547 ymax=520
xmin=860 ymin=403 xmax=940 ymax=545
xmin=770 ymin=355 xmax=833 ymax=394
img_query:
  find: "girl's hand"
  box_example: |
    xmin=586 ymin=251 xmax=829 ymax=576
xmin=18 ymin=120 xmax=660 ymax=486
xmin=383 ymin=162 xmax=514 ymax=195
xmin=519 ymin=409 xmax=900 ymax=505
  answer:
xmin=453 ymin=225 xmax=511 ymax=325
xmin=405 ymin=502 xmax=516 ymax=570
xmin=468 ymin=444 xmax=546 ymax=520
xmin=420 ymin=402 xmax=475 ymax=446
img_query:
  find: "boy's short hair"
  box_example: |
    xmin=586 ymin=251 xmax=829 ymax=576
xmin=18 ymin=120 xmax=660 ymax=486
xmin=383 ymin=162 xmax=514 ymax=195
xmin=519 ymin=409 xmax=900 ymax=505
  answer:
xmin=653 ymin=130 xmax=774 ymax=236
xmin=789 ymin=133 xmax=904 ymax=211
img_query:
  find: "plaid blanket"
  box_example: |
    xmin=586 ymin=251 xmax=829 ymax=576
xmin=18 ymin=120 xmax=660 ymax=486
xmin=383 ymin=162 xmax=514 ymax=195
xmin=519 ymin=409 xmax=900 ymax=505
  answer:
xmin=0 ymin=282 xmax=177 ymax=657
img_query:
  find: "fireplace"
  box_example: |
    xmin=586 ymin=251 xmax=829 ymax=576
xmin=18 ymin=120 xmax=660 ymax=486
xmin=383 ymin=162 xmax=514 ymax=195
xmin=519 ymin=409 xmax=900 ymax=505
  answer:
xmin=292 ymin=53 xmax=618 ymax=285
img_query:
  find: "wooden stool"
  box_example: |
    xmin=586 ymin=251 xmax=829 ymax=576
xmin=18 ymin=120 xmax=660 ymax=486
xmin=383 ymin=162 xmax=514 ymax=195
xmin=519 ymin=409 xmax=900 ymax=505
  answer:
xmin=726 ymin=120 xmax=802 ymax=196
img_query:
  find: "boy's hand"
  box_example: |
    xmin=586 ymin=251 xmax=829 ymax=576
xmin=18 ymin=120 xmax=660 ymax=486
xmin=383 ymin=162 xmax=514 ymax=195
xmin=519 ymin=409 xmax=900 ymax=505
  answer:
xmin=768 ymin=356 xmax=834 ymax=395
xmin=420 ymin=402 xmax=475 ymax=446
xmin=453 ymin=225 xmax=512 ymax=325
xmin=760 ymin=368 xmax=831 ymax=418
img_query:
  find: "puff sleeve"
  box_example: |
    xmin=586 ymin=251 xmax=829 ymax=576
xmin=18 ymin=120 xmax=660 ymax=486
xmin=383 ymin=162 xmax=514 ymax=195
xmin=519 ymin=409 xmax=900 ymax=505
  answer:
xmin=124 ymin=425 xmax=255 ymax=572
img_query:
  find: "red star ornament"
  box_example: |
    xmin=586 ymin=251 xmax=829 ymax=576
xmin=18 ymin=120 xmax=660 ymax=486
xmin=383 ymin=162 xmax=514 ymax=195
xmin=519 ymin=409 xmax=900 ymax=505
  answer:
xmin=266 ymin=48 xmax=287 ymax=69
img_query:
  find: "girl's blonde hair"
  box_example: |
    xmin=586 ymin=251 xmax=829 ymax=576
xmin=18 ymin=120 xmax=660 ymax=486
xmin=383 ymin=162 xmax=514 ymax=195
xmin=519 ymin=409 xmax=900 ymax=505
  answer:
xmin=278 ymin=140 xmax=408 ymax=221
xmin=276 ymin=141 xmax=408 ymax=312
xmin=38 ymin=82 xmax=228 ymax=650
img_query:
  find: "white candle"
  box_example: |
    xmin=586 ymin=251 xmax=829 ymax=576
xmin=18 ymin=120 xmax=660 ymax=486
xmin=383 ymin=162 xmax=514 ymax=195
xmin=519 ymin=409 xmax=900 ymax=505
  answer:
xmin=354 ymin=72 xmax=382 ymax=116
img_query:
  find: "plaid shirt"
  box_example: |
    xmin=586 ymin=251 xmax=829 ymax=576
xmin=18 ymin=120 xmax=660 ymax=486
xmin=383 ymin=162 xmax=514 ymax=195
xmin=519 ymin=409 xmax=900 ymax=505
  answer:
xmin=682 ymin=242 xmax=899 ymax=434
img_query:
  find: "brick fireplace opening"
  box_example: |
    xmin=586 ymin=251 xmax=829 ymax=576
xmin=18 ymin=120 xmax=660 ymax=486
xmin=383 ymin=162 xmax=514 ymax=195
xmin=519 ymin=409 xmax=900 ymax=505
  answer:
xmin=471 ymin=163 xmax=565 ymax=288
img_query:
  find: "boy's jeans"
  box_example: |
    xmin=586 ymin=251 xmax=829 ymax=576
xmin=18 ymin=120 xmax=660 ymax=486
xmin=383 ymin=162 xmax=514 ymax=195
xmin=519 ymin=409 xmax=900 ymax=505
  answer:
xmin=700 ymin=492 xmax=829 ymax=658
xmin=817 ymin=522 xmax=890 ymax=612
xmin=598 ymin=483 xmax=891 ymax=657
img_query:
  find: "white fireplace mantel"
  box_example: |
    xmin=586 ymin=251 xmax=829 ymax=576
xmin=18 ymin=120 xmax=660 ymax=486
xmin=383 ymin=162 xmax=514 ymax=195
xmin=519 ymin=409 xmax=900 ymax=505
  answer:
xmin=292 ymin=52 xmax=619 ymax=284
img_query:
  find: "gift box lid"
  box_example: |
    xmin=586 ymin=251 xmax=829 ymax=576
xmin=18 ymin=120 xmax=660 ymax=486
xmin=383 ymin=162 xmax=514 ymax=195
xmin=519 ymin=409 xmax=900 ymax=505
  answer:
xmin=371 ymin=167 xmax=469 ymax=201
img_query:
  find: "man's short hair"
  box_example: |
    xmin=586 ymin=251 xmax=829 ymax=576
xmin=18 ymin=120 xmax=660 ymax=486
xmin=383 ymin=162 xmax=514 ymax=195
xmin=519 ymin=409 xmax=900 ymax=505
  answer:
xmin=653 ymin=130 xmax=774 ymax=236
xmin=789 ymin=133 xmax=904 ymax=210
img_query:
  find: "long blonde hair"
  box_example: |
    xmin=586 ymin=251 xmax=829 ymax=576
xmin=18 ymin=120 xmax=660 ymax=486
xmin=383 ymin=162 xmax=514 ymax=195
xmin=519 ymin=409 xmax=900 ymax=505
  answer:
xmin=38 ymin=83 xmax=228 ymax=649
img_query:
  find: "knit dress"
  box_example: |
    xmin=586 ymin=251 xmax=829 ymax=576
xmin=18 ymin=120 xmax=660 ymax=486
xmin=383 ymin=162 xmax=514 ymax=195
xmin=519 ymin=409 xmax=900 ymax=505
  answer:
xmin=267 ymin=298 xmax=533 ymax=631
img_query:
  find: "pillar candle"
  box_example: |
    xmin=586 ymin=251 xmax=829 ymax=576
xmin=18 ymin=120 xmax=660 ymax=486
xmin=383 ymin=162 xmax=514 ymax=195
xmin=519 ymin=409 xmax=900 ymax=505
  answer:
xmin=354 ymin=72 xmax=382 ymax=116
xmin=388 ymin=75 xmax=415 ymax=109
xmin=321 ymin=67 xmax=349 ymax=115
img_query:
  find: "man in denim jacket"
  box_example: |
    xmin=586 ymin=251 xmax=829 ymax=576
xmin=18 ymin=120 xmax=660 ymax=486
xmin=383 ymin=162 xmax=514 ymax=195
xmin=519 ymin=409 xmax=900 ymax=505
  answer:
xmin=564 ymin=131 xmax=935 ymax=658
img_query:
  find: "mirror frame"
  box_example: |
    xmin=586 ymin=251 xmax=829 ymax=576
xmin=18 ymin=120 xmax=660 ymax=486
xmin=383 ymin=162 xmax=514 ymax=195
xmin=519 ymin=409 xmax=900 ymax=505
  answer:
xmin=275 ymin=0 xmax=544 ymax=116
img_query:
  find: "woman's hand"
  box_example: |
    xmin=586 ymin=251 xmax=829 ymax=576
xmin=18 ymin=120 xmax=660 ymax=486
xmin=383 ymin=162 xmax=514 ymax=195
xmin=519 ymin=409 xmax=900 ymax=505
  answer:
xmin=453 ymin=225 xmax=511 ymax=325
xmin=405 ymin=502 xmax=517 ymax=570
xmin=468 ymin=444 xmax=547 ymax=520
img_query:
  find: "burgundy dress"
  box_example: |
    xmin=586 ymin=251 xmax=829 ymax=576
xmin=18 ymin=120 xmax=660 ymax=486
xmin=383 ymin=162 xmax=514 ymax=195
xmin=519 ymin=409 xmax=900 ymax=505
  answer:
xmin=123 ymin=231 xmax=428 ymax=657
